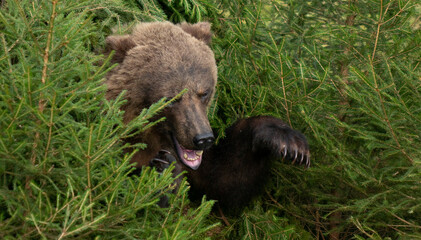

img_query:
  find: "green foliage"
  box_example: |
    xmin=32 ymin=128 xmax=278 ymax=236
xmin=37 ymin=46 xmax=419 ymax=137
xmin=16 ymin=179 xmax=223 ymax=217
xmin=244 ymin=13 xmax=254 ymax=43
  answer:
xmin=1 ymin=0 xmax=420 ymax=239
xmin=208 ymin=0 xmax=421 ymax=238
xmin=221 ymin=205 xmax=312 ymax=240
xmin=0 ymin=0 xmax=215 ymax=239
xmin=124 ymin=0 xmax=219 ymax=23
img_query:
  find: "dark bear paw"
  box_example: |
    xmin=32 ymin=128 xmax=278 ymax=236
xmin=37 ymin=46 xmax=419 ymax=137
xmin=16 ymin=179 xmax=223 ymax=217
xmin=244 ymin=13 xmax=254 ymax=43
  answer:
xmin=277 ymin=129 xmax=310 ymax=168
xmin=251 ymin=116 xmax=310 ymax=168
xmin=149 ymin=150 xmax=179 ymax=208
xmin=150 ymin=150 xmax=177 ymax=173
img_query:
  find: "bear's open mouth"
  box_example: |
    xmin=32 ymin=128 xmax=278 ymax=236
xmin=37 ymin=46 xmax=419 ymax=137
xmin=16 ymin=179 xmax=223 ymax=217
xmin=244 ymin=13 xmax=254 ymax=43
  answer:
xmin=171 ymin=134 xmax=203 ymax=170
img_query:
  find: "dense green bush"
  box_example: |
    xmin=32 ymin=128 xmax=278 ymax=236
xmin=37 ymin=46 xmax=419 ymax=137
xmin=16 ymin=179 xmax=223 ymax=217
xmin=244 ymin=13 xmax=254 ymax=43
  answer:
xmin=1 ymin=0 xmax=420 ymax=239
xmin=0 ymin=1 xmax=215 ymax=239
xmin=209 ymin=0 xmax=421 ymax=239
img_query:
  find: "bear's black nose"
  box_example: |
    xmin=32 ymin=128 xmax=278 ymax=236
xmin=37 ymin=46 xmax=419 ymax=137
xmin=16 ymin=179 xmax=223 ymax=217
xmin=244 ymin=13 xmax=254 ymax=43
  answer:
xmin=193 ymin=133 xmax=215 ymax=150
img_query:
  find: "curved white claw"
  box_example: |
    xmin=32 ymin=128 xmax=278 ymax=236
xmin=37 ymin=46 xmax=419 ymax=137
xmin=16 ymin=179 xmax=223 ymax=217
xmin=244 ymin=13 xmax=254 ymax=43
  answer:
xmin=283 ymin=145 xmax=287 ymax=157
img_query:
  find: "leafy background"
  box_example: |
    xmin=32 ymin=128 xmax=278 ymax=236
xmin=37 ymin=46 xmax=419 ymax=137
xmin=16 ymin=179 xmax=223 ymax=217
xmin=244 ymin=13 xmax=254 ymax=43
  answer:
xmin=0 ymin=0 xmax=420 ymax=239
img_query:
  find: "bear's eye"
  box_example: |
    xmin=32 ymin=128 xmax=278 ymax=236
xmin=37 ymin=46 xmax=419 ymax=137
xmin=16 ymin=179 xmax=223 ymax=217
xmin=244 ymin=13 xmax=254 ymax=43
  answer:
xmin=198 ymin=90 xmax=210 ymax=102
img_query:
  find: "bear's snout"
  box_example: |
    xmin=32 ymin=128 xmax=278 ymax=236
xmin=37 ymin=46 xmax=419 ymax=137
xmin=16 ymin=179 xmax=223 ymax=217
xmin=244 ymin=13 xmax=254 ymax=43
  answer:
xmin=193 ymin=132 xmax=214 ymax=150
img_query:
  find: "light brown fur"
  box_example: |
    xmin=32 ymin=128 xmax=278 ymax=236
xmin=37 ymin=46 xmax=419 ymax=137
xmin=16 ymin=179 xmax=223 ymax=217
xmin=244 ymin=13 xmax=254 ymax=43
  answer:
xmin=105 ymin=22 xmax=217 ymax=168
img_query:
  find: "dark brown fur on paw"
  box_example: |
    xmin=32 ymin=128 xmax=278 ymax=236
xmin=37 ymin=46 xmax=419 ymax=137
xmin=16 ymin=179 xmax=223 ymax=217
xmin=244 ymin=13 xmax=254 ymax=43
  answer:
xmin=245 ymin=116 xmax=310 ymax=167
xmin=149 ymin=150 xmax=177 ymax=173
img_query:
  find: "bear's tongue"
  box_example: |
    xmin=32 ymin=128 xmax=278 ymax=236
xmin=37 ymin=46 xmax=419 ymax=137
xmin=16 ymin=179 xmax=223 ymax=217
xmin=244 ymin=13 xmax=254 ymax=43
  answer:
xmin=171 ymin=134 xmax=203 ymax=170
xmin=177 ymin=144 xmax=203 ymax=170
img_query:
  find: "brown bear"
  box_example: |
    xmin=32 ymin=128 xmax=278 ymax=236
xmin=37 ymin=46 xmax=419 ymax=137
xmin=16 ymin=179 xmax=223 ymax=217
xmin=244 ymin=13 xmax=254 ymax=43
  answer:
xmin=104 ymin=21 xmax=310 ymax=210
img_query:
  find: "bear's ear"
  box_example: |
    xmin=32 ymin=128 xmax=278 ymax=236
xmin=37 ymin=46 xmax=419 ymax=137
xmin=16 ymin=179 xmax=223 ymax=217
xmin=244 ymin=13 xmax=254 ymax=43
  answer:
xmin=179 ymin=22 xmax=212 ymax=45
xmin=105 ymin=35 xmax=136 ymax=63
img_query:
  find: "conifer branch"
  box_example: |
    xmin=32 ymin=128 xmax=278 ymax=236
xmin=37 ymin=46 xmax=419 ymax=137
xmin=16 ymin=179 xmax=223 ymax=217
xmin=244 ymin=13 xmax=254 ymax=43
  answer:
xmin=28 ymin=0 xmax=59 ymax=195
xmin=330 ymin=3 xmax=356 ymax=239
xmin=41 ymin=0 xmax=58 ymax=85
xmin=1 ymin=33 xmax=12 ymax=74
xmin=87 ymin=125 xmax=94 ymax=221
xmin=386 ymin=209 xmax=421 ymax=229
xmin=13 ymin=0 xmax=41 ymax=52
xmin=44 ymin=93 xmax=56 ymax=160
xmin=371 ymin=0 xmax=383 ymax=60
xmin=369 ymin=58 xmax=414 ymax=164
xmin=278 ymin=47 xmax=291 ymax=126
xmin=269 ymin=33 xmax=291 ymax=126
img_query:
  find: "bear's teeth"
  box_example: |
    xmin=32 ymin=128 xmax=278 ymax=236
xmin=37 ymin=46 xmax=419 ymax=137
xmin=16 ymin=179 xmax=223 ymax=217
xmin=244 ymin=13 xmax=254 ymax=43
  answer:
xmin=187 ymin=156 xmax=199 ymax=161
xmin=183 ymin=153 xmax=200 ymax=161
xmin=196 ymin=150 xmax=203 ymax=156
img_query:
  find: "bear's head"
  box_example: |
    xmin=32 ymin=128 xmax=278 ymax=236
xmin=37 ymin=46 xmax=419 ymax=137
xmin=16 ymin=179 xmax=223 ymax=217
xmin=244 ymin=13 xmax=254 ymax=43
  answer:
xmin=105 ymin=22 xmax=217 ymax=170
